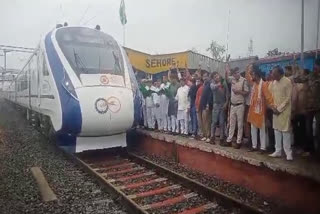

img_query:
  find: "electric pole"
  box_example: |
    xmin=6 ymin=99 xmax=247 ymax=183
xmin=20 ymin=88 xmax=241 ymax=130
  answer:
xmin=248 ymin=38 xmax=253 ymax=57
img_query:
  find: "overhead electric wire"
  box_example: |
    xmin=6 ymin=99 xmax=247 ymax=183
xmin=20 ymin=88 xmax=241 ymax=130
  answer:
xmin=0 ymin=45 xmax=34 ymax=51
xmin=78 ymin=4 xmax=91 ymax=25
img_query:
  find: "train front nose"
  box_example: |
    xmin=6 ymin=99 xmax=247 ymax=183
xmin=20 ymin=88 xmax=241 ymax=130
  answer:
xmin=76 ymin=86 xmax=134 ymax=136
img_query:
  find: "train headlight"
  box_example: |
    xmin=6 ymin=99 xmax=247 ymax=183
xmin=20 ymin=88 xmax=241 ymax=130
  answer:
xmin=65 ymin=81 xmax=74 ymax=92
xmin=62 ymin=74 xmax=78 ymax=100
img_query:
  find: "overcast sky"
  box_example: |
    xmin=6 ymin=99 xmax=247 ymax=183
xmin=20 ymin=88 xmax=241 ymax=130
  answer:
xmin=0 ymin=0 xmax=318 ymax=69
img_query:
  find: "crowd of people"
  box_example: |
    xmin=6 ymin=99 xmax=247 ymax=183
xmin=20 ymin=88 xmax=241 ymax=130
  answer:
xmin=138 ymin=59 xmax=320 ymax=161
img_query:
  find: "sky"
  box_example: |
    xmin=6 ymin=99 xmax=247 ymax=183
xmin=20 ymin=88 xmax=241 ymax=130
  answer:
xmin=0 ymin=0 xmax=318 ymax=69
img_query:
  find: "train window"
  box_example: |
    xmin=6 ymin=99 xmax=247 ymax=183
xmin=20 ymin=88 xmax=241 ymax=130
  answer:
xmin=56 ymin=27 xmax=124 ymax=77
xmin=16 ymin=76 xmax=21 ymax=92
xmin=16 ymin=73 xmax=28 ymax=91
xmin=21 ymin=78 xmax=27 ymax=91
xmin=43 ymin=56 xmax=49 ymax=76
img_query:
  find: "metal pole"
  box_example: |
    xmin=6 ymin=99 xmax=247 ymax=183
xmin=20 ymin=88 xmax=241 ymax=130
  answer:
xmin=3 ymin=50 xmax=6 ymax=90
xmin=316 ymin=0 xmax=320 ymax=58
xmin=226 ymin=9 xmax=231 ymax=58
xmin=123 ymin=25 xmax=126 ymax=46
xmin=4 ymin=51 xmax=6 ymax=72
xmin=301 ymin=0 xmax=304 ymax=67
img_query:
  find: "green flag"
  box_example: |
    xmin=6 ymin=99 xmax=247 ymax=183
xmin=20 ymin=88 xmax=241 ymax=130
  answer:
xmin=119 ymin=0 xmax=127 ymax=25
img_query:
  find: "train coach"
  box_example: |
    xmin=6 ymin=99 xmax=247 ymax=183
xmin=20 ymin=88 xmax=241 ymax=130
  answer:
xmin=5 ymin=26 xmax=141 ymax=153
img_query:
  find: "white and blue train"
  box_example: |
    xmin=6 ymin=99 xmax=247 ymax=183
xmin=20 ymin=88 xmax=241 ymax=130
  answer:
xmin=5 ymin=26 xmax=142 ymax=153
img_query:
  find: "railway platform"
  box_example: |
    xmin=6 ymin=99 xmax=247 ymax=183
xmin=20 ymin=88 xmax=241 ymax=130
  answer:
xmin=128 ymin=128 xmax=320 ymax=214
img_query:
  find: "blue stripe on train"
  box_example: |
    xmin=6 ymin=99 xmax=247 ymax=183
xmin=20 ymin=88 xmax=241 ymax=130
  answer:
xmin=45 ymin=31 xmax=82 ymax=153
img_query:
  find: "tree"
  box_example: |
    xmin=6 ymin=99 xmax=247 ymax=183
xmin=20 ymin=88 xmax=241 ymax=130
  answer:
xmin=190 ymin=47 xmax=199 ymax=53
xmin=206 ymin=40 xmax=226 ymax=61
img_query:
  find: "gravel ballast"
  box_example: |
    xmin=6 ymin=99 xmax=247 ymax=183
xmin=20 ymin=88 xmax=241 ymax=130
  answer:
xmin=0 ymin=100 xmax=127 ymax=214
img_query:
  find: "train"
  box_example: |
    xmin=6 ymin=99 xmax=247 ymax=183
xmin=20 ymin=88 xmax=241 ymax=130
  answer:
xmin=4 ymin=26 xmax=141 ymax=153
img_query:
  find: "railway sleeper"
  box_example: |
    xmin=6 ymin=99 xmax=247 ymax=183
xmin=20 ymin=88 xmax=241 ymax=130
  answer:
xmin=141 ymin=192 xmax=198 ymax=210
xmin=73 ymin=152 xmax=263 ymax=214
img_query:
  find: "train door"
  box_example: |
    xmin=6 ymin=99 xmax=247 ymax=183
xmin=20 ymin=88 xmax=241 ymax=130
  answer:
xmin=29 ymin=54 xmax=39 ymax=111
xmin=38 ymin=51 xmax=50 ymax=110
xmin=39 ymin=51 xmax=55 ymax=111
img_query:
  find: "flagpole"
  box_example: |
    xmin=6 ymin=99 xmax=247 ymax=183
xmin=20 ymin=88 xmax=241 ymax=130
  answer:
xmin=316 ymin=0 xmax=320 ymax=58
xmin=226 ymin=9 xmax=231 ymax=59
xmin=119 ymin=0 xmax=127 ymax=46
xmin=301 ymin=0 xmax=304 ymax=68
xmin=123 ymin=24 xmax=125 ymax=46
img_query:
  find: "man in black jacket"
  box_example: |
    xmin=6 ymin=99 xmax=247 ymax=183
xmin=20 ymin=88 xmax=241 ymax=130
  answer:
xmin=188 ymin=78 xmax=199 ymax=138
xmin=199 ymin=72 xmax=213 ymax=142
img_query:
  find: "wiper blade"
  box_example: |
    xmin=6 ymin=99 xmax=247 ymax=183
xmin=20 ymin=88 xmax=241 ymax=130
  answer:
xmin=73 ymin=48 xmax=88 ymax=74
xmin=99 ymin=54 xmax=101 ymax=74
xmin=112 ymin=51 xmax=121 ymax=74
xmin=73 ymin=48 xmax=80 ymax=71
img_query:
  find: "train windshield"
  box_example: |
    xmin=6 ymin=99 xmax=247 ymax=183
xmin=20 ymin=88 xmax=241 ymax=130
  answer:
xmin=56 ymin=27 xmax=124 ymax=77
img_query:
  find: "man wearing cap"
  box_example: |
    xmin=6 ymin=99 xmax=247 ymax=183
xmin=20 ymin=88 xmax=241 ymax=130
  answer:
xmin=167 ymin=67 xmax=180 ymax=134
xmin=151 ymin=79 xmax=162 ymax=130
xmin=223 ymin=67 xmax=249 ymax=148
xmin=139 ymin=79 xmax=148 ymax=128
xmin=159 ymin=75 xmax=171 ymax=132
xmin=144 ymin=79 xmax=154 ymax=129
xmin=176 ymin=78 xmax=190 ymax=135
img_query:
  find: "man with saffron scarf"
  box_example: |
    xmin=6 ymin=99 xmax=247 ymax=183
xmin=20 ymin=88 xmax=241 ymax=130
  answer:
xmin=195 ymin=78 xmax=204 ymax=138
xmin=246 ymin=64 xmax=275 ymax=153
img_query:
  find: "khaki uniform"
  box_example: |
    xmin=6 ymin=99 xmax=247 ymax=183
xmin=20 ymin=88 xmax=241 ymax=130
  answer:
xmin=226 ymin=76 xmax=249 ymax=144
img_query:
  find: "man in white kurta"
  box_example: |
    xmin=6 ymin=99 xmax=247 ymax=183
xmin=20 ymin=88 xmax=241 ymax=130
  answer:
xmin=175 ymin=79 xmax=190 ymax=135
xmin=142 ymin=94 xmax=147 ymax=128
xmin=140 ymin=79 xmax=148 ymax=128
xmin=151 ymin=80 xmax=161 ymax=130
xmin=268 ymin=66 xmax=293 ymax=161
xmin=160 ymin=76 xmax=171 ymax=132
xmin=145 ymin=80 xmax=154 ymax=129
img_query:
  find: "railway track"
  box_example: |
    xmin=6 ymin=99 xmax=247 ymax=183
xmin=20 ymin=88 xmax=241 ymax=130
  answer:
xmin=73 ymin=150 xmax=263 ymax=214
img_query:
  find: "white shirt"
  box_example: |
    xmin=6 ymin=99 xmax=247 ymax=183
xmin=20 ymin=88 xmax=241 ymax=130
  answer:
xmin=151 ymin=86 xmax=160 ymax=105
xmin=160 ymin=82 xmax=170 ymax=99
xmin=175 ymin=85 xmax=190 ymax=110
xmin=160 ymin=82 xmax=170 ymax=90
xmin=145 ymin=86 xmax=154 ymax=108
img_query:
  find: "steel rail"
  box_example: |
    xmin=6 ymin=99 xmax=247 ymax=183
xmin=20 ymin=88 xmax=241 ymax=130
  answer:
xmin=127 ymin=152 xmax=263 ymax=214
xmin=54 ymin=143 xmax=264 ymax=214
xmin=61 ymin=150 xmax=147 ymax=214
